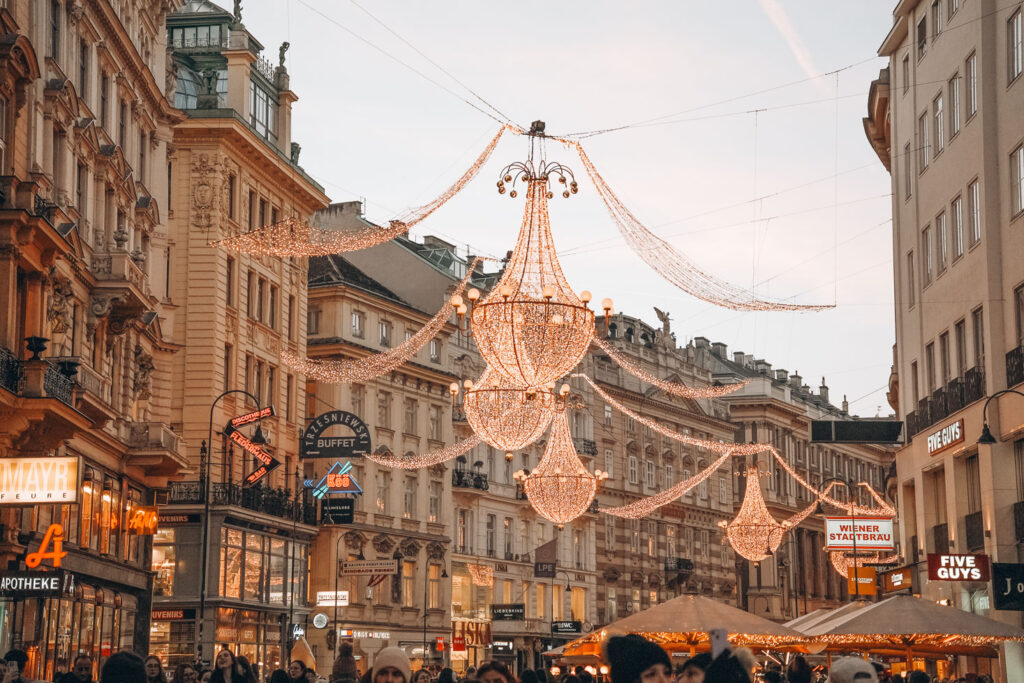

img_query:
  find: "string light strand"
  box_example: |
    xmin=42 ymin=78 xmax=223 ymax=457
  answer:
xmin=600 ymin=450 xmax=732 ymax=518
xmin=364 ymin=435 xmax=482 ymax=469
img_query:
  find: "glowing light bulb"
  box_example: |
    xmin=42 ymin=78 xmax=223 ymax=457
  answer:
xmin=449 ymin=382 xmax=459 ymax=395
xmin=601 ymin=297 xmax=613 ymax=311
xmin=542 ymin=285 xmax=555 ymax=300
xmin=467 ymin=288 xmax=481 ymax=302
xmin=463 ymin=379 xmax=474 ymax=390
xmin=580 ymin=290 xmax=592 ymax=303
xmin=450 ymin=295 xmax=463 ymax=307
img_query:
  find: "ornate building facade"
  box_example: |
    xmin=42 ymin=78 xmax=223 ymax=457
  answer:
xmin=151 ymin=0 xmax=329 ymax=672
xmin=0 ymin=0 xmax=185 ymax=674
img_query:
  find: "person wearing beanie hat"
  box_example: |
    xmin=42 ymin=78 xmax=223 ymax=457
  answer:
xmin=676 ymin=653 xmax=711 ymax=683
xmin=332 ymin=642 xmax=358 ymax=683
xmin=603 ymin=635 xmax=672 ymax=683
xmin=826 ymin=658 xmax=877 ymax=683
xmin=371 ymin=648 xmax=411 ymax=683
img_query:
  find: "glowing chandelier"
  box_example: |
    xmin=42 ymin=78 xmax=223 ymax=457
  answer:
xmin=458 ymin=367 xmax=557 ymax=454
xmin=721 ymin=465 xmax=788 ymax=562
xmin=514 ymin=410 xmax=607 ymax=526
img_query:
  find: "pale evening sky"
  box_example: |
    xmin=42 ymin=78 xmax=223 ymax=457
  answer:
xmin=236 ymin=1 xmax=897 ymax=417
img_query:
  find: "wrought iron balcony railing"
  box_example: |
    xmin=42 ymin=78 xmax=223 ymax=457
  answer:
xmin=166 ymin=480 xmax=317 ymax=525
xmin=1007 ymin=345 xmax=1024 ymax=388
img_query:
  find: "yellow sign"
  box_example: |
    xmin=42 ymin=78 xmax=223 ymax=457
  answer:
xmin=126 ymin=506 xmax=159 ymax=535
xmin=0 ymin=457 xmax=80 ymax=505
xmin=847 ymin=566 xmax=878 ymax=596
xmin=26 ymin=524 xmax=66 ymax=568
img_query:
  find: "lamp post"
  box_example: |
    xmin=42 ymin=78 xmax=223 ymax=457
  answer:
xmin=197 ymin=388 xmax=262 ymax=666
xmin=815 ymin=476 xmax=861 ymax=600
xmin=977 ymin=389 xmax=1024 ymax=444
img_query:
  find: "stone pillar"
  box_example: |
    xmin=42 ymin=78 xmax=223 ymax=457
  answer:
xmin=0 ymin=246 xmax=19 ymax=351
xmin=223 ymin=46 xmax=255 ymax=120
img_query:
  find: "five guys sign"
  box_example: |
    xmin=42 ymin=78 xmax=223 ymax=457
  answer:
xmin=225 ymin=406 xmax=278 ymax=486
xmin=927 ymin=553 xmax=990 ymax=581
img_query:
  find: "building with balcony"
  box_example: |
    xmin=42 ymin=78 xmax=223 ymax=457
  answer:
xmin=687 ymin=338 xmax=894 ymax=620
xmin=867 ymin=0 xmax=1024 ymax=678
xmin=152 ymin=0 xmax=329 ymax=671
xmin=0 ymin=0 xmax=187 ymax=674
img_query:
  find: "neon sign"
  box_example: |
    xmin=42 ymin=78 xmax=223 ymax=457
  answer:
xmin=304 ymin=461 xmax=362 ymax=498
xmin=26 ymin=524 xmax=66 ymax=568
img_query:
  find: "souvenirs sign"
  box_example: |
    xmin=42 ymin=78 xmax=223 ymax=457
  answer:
xmin=824 ymin=517 xmax=895 ymax=551
xmin=927 ymin=553 xmax=990 ymax=581
xmin=302 ymin=411 xmax=371 ymax=459
xmin=0 ymin=456 xmax=80 ymax=505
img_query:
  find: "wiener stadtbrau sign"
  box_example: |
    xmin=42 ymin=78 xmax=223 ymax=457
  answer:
xmin=302 ymin=411 xmax=371 ymax=460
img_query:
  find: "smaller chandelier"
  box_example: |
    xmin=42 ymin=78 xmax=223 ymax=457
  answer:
xmin=721 ymin=465 xmax=788 ymax=562
xmin=460 ymin=368 xmax=558 ymax=453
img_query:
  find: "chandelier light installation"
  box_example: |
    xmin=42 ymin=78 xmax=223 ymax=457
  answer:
xmin=515 ymin=411 xmax=606 ymax=526
xmin=364 ymin=436 xmax=482 ymax=470
xmin=460 ymin=367 xmax=556 ymax=453
xmin=722 ymin=465 xmax=788 ymax=562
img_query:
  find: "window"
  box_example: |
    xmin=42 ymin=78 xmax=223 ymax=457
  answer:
xmin=139 ymin=131 xmax=147 ymax=183
xmin=603 ymin=404 xmax=612 ymax=425
xmin=972 ymin=307 xmax=985 ymax=370
xmin=902 ymin=54 xmax=910 ymax=94
xmin=925 ymin=342 xmax=936 ymax=394
xmin=921 ymin=226 xmax=933 ymax=286
xmin=50 ymin=1 xmax=60 ymax=59
xmin=949 ymin=74 xmax=961 ymax=136
xmin=607 ymin=588 xmax=617 ymax=621
xmin=227 ymin=175 xmax=236 ymax=219
xmin=1010 ymin=9 xmax=1023 ymax=83
xmin=955 ymin=319 xmax=967 ymax=377
xmin=604 ymin=516 xmax=615 ymax=548
xmin=665 ymin=464 xmax=673 ymax=486
xmin=379 ymin=320 xmax=391 ymax=347
xmin=100 ymin=74 xmax=109 ymax=127
xmin=951 ymin=195 xmax=964 ymax=259
xmin=931 ymin=1 xmax=942 ymax=38
xmin=248 ymin=190 xmax=255 ymax=231
xmin=629 ymin=520 xmax=640 ymax=552
xmin=377 ymin=391 xmax=392 ymax=429
xmin=269 ymin=285 xmax=278 ymax=329
xmin=404 ymin=399 xmax=418 ymax=434
xmin=604 ymin=449 xmax=614 ymax=478
xmin=936 ymin=211 xmax=947 ymax=271
xmin=226 ymin=257 xmax=235 ymax=306
xmin=401 ymin=561 xmax=415 ymax=607
xmin=917 ymin=16 xmax=928 ymax=59
xmin=352 ymin=311 xmax=364 ymax=338
xmin=966 ymin=454 xmax=982 ymax=513
xmin=429 ymin=405 xmax=442 ymax=440
xmin=933 ymin=94 xmax=944 ymax=154
xmin=904 ymin=143 xmax=913 ymax=199
xmin=428 ymin=481 xmax=441 ymax=523
xmin=644 ymin=461 xmax=655 ymax=488
xmin=939 ymin=331 xmax=950 ymax=384
xmin=966 ymin=52 xmax=977 ymax=117
xmin=486 ymin=515 xmax=496 ymax=556
xmin=258 ymin=198 xmax=266 ymax=227
xmin=918 ymin=112 xmax=930 ymax=171
xmin=403 ymin=477 xmax=416 ymax=519
xmin=286 ymin=374 xmax=293 ymax=422
xmin=429 ymin=338 xmax=440 ymax=362
xmin=287 ymin=295 xmax=295 ymax=340
xmin=223 ymin=344 xmax=232 ymax=391
xmin=968 ymin=179 xmax=981 ymax=245
xmin=1012 ymin=145 xmax=1024 ymax=216
xmin=244 ymin=354 xmax=252 ymax=394
xmin=1015 ymin=284 xmax=1024 ymax=347
xmin=246 ymin=271 xmax=255 ymax=317
xmin=79 ymin=41 xmax=88 ymax=98
xmin=306 ymin=307 xmax=320 ymax=335
xmin=628 ymin=456 xmax=638 ymax=485
xmin=911 ymin=361 xmax=920 ymax=405
xmin=375 ymin=471 xmax=390 ymax=514
xmin=504 ymin=517 xmax=514 ymax=557
xmin=249 ymin=81 xmax=277 ymax=139
xmin=118 ymin=101 xmax=127 ymax=149
xmin=719 ymin=478 xmax=728 ymax=504
xmin=351 ymin=384 xmax=365 ymax=416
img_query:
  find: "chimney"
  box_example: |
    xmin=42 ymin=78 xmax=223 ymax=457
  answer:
xmin=694 ymin=336 xmax=711 ymax=349
xmin=754 ymin=359 xmax=772 ymax=376
xmin=789 ymin=371 xmax=802 ymax=389
xmin=711 ymin=342 xmax=727 ymax=359
xmin=819 ymin=377 xmax=830 ymax=403
xmin=733 ymin=351 xmax=745 ymax=365
xmin=842 ymin=394 xmax=849 ymax=414
xmin=775 ymin=369 xmax=788 ymax=382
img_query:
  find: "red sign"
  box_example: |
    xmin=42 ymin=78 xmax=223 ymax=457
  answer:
xmin=229 ymin=430 xmax=273 ymax=465
xmin=927 ymin=553 xmax=990 ymax=581
xmin=436 ymin=636 xmax=445 ymax=652
xmin=452 ymin=636 xmax=465 ymax=652
xmin=127 ymin=506 xmax=159 ymax=535
xmin=228 ymin=406 xmax=275 ymax=430
xmin=26 ymin=524 xmax=66 ymax=568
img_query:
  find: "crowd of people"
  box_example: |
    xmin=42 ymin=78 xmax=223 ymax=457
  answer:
xmin=0 ymin=642 xmax=996 ymax=683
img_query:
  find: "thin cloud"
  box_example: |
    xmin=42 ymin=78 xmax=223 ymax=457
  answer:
xmin=758 ymin=0 xmax=833 ymax=96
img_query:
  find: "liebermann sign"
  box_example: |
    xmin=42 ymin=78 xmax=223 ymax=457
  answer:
xmin=0 ymin=457 xmax=81 ymax=505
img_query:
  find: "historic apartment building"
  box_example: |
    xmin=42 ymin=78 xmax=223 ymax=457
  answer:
xmin=152 ymin=1 xmax=329 ymax=672
xmin=319 ymin=204 xmax=600 ymax=675
xmin=576 ymin=314 xmax=739 ymax=627
xmin=866 ymin=0 xmax=1024 ymax=678
xmin=688 ymin=339 xmax=894 ymax=621
xmin=0 ymin=0 xmax=186 ymax=673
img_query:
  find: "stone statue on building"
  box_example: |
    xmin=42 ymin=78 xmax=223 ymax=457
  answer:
xmin=232 ymin=0 xmax=243 ymax=23
xmin=653 ymin=306 xmax=674 ymax=348
xmin=279 ymin=41 xmax=290 ymax=68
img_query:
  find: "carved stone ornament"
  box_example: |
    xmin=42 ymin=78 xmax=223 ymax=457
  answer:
xmin=133 ymin=344 xmax=154 ymax=400
xmin=46 ymin=271 xmax=74 ymax=335
xmin=399 ymin=538 xmax=421 ymax=557
xmin=343 ymin=530 xmax=367 ymax=551
xmin=630 ymin=569 xmax=644 ymax=586
xmin=372 ymin=533 xmax=395 ymax=554
xmin=426 ymin=541 xmax=446 ymax=560
xmin=90 ymin=296 xmax=115 ymax=319
xmin=191 ymin=153 xmax=224 ymax=230
xmin=602 ymin=566 xmax=621 ymax=583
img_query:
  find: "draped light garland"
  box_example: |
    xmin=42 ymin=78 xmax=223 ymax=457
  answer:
xmin=829 ymin=550 xmax=901 ymax=577
xmin=280 ymin=259 xmax=481 ymax=383
xmin=209 ymin=127 xmax=508 ymax=257
xmin=572 ymin=143 xmax=833 ymax=312
xmin=462 ymin=367 xmax=556 ymax=452
xmin=601 ymin=450 xmax=732 ymax=518
xmin=363 ymin=436 xmax=482 ymax=470
xmin=765 ymin=447 xmax=895 ymax=517
xmin=722 ymin=465 xmax=788 ymax=562
xmin=466 ymin=563 xmax=495 ymax=587
xmin=592 ymin=336 xmax=749 ymax=399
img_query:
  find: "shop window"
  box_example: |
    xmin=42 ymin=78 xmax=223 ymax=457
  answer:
xmin=220 ymin=529 xmax=243 ymax=598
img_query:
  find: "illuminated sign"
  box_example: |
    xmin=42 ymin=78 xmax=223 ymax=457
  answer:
xmin=0 ymin=456 xmax=80 ymax=505
xmin=305 ymin=461 xmax=362 ymax=499
xmin=301 ymin=411 xmax=371 ymax=460
xmin=0 ymin=570 xmax=66 ymax=597
xmin=927 ymin=418 xmax=964 ymax=456
xmin=824 ymin=517 xmax=895 ymax=551
xmin=226 ymin=406 xmax=275 ymax=432
xmin=26 ymin=524 xmax=66 ymax=568
xmin=992 ymin=563 xmax=1024 ymax=611
xmin=492 ymin=641 xmax=513 ymax=655
xmin=847 ymin=567 xmax=878 ymax=596
xmin=339 ymin=629 xmax=390 ymax=639
xmin=127 ymin=506 xmax=159 ymax=535
xmin=341 ymin=559 xmax=399 ymax=576
xmin=152 ymin=609 xmax=196 ymax=620
xmin=228 ymin=430 xmax=279 ymax=486
xmin=551 ymin=620 xmax=582 ymax=634
xmin=316 ymin=590 xmax=350 ymax=607
xmin=436 ymin=636 xmax=445 ymax=652
xmin=452 ymin=619 xmax=491 ymax=646
xmin=927 ymin=553 xmax=990 ymax=581
xmin=491 ymin=604 xmax=525 ymax=621
xmin=882 ymin=567 xmax=914 ymax=593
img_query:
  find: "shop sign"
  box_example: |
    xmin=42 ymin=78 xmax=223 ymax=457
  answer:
xmin=452 ymin=619 xmax=492 ymax=646
xmin=302 ymin=411 xmax=371 ymax=460
xmin=0 ymin=570 xmax=65 ymax=597
xmin=0 ymin=456 xmax=80 ymax=505
xmin=534 ymin=562 xmax=556 ymax=578
xmin=312 ymin=613 xmax=329 ymax=629
xmin=992 ymin=563 xmax=1024 ymax=611
xmin=291 ymin=624 xmax=305 ymax=639
xmin=927 ymin=553 xmax=990 ymax=581
xmin=492 ymin=640 xmax=514 ymax=656
xmin=551 ymin=621 xmax=582 ymax=634
xmin=847 ymin=567 xmax=878 ymax=596
xmin=305 ymin=461 xmax=363 ymax=498
xmin=316 ymin=590 xmax=350 ymax=606
xmin=152 ymin=609 xmax=197 ymax=620
xmin=26 ymin=524 xmax=66 ymax=568
xmin=226 ymin=406 xmax=275 ymax=432
xmin=341 ymin=559 xmax=398 ymax=576
xmin=321 ymin=498 xmax=355 ymax=524
xmin=824 ymin=517 xmax=895 ymax=551
xmin=452 ymin=636 xmax=466 ymax=652
xmin=436 ymin=636 xmax=445 ymax=651
xmin=158 ymin=513 xmax=200 ymax=526
xmin=491 ymin=603 xmax=525 ymax=621
xmin=127 ymin=506 xmax=159 ymax=535
xmin=882 ymin=567 xmax=914 ymax=593
xmin=231 ymin=430 xmax=280 ymax=487
xmin=339 ymin=629 xmax=390 ymax=639
xmin=926 ymin=419 xmax=964 ymax=456
xmin=216 ymin=627 xmax=238 ymax=641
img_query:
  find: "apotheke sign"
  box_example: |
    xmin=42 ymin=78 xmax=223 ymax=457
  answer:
xmin=927 ymin=419 xmax=964 ymax=456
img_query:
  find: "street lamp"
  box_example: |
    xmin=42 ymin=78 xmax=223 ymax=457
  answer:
xmin=196 ymin=389 xmax=262 ymax=666
xmin=977 ymin=390 xmax=1024 ymax=444
xmin=816 ymin=476 xmax=863 ymax=600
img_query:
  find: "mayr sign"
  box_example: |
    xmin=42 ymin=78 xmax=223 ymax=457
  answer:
xmin=926 ymin=418 xmax=964 ymax=456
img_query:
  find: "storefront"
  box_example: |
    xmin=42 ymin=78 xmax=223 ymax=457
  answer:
xmin=451 ymin=618 xmax=492 ymax=673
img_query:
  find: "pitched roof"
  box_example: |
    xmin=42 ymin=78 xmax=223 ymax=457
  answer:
xmin=308 ymin=254 xmax=407 ymax=306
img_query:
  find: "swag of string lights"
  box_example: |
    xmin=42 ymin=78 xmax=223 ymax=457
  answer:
xmin=600 ymin=450 xmax=732 ymax=519
xmin=363 ymin=435 xmax=482 ymax=470
xmin=829 ymin=550 xmax=901 ymax=578
xmin=209 ymin=127 xmax=509 ymax=257
xmin=461 ymin=367 xmax=557 ymax=453
xmin=280 ymin=259 xmax=482 ymax=383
